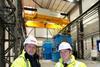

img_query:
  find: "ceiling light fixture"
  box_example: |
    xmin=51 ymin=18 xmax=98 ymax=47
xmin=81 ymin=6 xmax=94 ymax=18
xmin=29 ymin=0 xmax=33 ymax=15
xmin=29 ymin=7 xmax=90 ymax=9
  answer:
xmin=63 ymin=0 xmax=78 ymax=3
xmin=24 ymin=7 xmax=37 ymax=11
xmin=60 ymin=13 xmax=68 ymax=16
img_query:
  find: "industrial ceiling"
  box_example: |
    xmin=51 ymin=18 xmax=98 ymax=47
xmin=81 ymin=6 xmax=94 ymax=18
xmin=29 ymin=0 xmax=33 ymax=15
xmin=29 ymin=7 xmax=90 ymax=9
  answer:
xmin=22 ymin=0 xmax=77 ymax=28
xmin=22 ymin=0 xmax=78 ymax=37
xmin=22 ymin=0 xmax=76 ymax=14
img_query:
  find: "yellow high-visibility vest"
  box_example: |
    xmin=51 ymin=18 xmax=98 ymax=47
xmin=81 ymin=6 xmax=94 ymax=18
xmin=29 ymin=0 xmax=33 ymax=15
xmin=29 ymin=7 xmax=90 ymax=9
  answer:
xmin=55 ymin=55 xmax=87 ymax=67
xmin=11 ymin=50 xmax=31 ymax=67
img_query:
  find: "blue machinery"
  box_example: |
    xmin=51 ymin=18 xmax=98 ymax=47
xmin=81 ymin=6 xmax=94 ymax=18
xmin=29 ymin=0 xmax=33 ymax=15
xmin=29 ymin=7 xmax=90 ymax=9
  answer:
xmin=42 ymin=34 xmax=72 ymax=62
xmin=42 ymin=40 xmax=53 ymax=59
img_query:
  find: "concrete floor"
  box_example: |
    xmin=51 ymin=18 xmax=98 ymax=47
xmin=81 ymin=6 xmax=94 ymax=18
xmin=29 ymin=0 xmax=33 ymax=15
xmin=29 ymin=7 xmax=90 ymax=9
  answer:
xmin=40 ymin=60 xmax=55 ymax=67
xmin=40 ymin=59 xmax=100 ymax=67
xmin=80 ymin=60 xmax=100 ymax=67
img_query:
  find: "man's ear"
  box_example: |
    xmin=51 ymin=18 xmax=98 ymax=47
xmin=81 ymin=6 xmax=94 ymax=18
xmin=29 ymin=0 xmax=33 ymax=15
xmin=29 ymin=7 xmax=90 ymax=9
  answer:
xmin=70 ymin=50 xmax=72 ymax=55
xmin=24 ymin=46 xmax=26 ymax=51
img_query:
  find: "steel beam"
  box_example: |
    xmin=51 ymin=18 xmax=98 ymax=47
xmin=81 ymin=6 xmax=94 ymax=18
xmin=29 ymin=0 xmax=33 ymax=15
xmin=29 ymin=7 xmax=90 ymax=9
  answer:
xmin=32 ymin=0 xmax=43 ymax=8
xmin=77 ymin=0 xmax=84 ymax=59
xmin=0 ymin=0 xmax=26 ymax=67
xmin=57 ymin=0 xmax=100 ymax=59
xmin=0 ymin=17 xmax=5 ymax=67
xmin=98 ymin=1 xmax=100 ymax=38
xmin=59 ymin=0 xmax=100 ymax=33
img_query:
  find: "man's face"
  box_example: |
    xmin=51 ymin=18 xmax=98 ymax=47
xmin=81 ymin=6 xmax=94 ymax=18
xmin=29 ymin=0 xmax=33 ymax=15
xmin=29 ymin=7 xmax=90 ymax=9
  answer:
xmin=24 ymin=44 xmax=37 ymax=55
xmin=60 ymin=49 xmax=72 ymax=62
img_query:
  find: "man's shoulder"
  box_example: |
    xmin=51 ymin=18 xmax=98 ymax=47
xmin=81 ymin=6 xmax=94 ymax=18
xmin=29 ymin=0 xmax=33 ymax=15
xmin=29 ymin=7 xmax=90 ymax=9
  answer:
xmin=13 ymin=54 xmax=25 ymax=62
xmin=55 ymin=62 xmax=63 ymax=67
xmin=76 ymin=61 xmax=87 ymax=67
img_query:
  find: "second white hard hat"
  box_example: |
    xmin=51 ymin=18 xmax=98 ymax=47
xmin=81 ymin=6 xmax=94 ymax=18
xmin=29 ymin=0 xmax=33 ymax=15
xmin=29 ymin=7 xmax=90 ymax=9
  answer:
xmin=59 ymin=42 xmax=72 ymax=51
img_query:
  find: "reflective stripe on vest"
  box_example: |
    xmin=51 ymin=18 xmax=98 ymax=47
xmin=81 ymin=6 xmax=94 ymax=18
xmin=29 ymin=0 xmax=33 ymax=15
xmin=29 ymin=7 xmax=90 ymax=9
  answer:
xmin=56 ymin=61 xmax=81 ymax=67
xmin=75 ymin=61 xmax=81 ymax=67
xmin=57 ymin=62 xmax=62 ymax=67
xmin=26 ymin=59 xmax=29 ymax=67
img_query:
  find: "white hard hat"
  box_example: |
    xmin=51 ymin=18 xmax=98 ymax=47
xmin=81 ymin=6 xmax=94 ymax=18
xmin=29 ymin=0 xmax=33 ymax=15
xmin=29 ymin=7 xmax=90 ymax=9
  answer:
xmin=23 ymin=36 xmax=38 ymax=46
xmin=59 ymin=42 xmax=72 ymax=51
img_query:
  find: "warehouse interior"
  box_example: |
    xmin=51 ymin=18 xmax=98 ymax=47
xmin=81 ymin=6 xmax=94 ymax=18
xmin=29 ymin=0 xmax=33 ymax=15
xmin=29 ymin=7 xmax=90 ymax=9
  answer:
xmin=0 ymin=0 xmax=100 ymax=67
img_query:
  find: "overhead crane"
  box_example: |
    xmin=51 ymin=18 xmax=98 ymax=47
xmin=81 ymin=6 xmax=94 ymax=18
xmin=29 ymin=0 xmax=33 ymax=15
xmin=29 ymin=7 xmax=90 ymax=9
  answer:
xmin=23 ymin=11 xmax=70 ymax=29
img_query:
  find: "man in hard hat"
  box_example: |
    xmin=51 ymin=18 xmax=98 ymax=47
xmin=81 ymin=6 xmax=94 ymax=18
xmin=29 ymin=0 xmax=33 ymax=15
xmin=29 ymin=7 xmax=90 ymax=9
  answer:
xmin=11 ymin=36 xmax=41 ymax=67
xmin=55 ymin=42 xmax=86 ymax=67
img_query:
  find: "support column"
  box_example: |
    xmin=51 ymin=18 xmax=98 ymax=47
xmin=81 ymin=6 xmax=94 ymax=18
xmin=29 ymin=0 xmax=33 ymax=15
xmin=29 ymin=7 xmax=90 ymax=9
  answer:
xmin=98 ymin=1 xmax=100 ymax=38
xmin=77 ymin=24 xmax=81 ymax=58
xmin=98 ymin=0 xmax=100 ymax=58
xmin=0 ymin=0 xmax=6 ymax=66
xmin=77 ymin=0 xmax=84 ymax=59
xmin=91 ymin=36 xmax=94 ymax=50
xmin=0 ymin=18 xmax=5 ymax=67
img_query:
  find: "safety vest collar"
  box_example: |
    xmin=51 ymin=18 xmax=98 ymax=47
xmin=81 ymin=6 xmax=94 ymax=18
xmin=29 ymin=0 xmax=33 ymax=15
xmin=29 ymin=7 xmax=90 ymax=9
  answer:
xmin=59 ymin=55 xmax=76 ymax=65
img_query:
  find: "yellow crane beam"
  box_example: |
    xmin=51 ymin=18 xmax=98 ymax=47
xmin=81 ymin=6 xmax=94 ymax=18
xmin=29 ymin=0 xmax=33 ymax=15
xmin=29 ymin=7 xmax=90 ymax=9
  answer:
xmin=25 ymin=21 xmax=65 ymax=29
xmin=23 ymin=12 xmax=70 ymax=25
